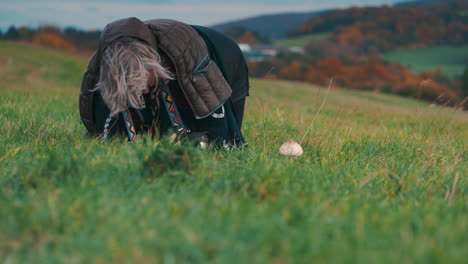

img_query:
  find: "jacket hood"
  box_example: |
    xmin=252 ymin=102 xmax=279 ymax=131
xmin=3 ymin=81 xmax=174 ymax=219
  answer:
xmin=98 ymin=17 xmax=157 ymax=55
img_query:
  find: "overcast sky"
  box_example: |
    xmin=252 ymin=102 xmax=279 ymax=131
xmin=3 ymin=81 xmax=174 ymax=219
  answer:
xmin=0 ymin=0 xmax=404 ymax=30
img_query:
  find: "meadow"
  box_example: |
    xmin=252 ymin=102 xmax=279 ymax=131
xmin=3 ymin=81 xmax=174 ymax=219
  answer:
xmin=0 ymin=41 xmax=467 ymax=263
xmin=272 ymin=33 xmax=330 ymax=48
xmin=382 ymin=46 xmax=468 ymax=79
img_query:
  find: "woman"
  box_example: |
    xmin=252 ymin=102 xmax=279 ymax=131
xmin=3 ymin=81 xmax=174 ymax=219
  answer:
xmin=79 ymin=17 xmax=249 ymax=147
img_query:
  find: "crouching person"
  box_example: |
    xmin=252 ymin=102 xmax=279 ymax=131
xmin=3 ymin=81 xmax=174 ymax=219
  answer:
xmin=79 ymin=17 xmax=249 ymax=148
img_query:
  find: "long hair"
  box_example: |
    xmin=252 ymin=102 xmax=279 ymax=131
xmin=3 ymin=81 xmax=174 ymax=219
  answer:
xmin=94 ymin=38 xmax=173 ymax=115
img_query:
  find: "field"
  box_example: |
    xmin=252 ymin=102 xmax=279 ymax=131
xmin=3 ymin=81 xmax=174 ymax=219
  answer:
xmin=382 ymin=46 xmax=468 ymax=79
xmin=0 ymin=41 xmax=467 ymax=263
xmin=272 ymin=33 xmax=330 ymax=48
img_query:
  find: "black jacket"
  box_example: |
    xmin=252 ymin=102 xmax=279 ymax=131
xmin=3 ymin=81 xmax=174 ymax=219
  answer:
xmin=192 ymin=25 xmax=250 ymax=103
xmin=80 ymin=17 xmax=249 ymax=134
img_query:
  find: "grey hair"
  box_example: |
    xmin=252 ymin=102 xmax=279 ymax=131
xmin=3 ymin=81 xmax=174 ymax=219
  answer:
xmin=94 ymin=38 xmax=173 ymax=115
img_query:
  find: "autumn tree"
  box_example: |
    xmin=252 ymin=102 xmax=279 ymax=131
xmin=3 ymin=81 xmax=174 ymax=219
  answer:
xmin=279 ymin=60 xmax=306 ymax=80
xmin=224 ymin=26 xmax=270 ymax=44
xmin=33 ymin=31 xmax=76 ymax=52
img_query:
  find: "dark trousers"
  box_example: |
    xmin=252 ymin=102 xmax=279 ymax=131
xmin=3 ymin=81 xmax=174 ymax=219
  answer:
xmin=93 ymin=92 xmax=246 ymax=146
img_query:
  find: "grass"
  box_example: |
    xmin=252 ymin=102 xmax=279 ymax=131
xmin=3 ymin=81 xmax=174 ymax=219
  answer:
xmin=0 ymin=41 xmax=467 ymax=263
xmin=382 ymin=46 xmax=468 ymax=79
xmin=272 ymin=33 xmax=330 ymax=48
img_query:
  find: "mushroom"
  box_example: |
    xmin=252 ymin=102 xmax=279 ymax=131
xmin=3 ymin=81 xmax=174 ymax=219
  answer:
xmin=279 ymin=140 xmax=303 ymax=156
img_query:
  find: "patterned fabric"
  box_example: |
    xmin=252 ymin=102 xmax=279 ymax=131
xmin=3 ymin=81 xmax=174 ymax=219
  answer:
xmin=159 ymin=81 xmax=187 ymax=134
xmin=122 ymin=110 xmax=138 ymax=143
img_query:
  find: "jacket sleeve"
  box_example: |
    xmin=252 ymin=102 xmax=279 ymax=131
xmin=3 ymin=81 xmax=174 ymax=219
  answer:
xmin=79 ymin=52 xmax=99 ymax=134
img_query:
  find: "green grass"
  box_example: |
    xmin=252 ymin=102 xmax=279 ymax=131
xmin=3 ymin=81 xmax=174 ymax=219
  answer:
xmin=273 ymin=33 xmax=330 ymax=47
xmin=1 ymin=41 xmax=467 ymax=263
xmin=382 ymin=46 xmax=468 ymax=79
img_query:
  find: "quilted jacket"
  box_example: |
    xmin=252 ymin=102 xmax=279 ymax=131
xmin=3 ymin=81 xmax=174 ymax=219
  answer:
xmin=79 ymin=17 xmax=239 ymax=134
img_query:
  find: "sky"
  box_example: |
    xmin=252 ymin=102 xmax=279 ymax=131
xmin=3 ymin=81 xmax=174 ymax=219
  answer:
xmin=0 ymin=0 xmax=404 ymax=30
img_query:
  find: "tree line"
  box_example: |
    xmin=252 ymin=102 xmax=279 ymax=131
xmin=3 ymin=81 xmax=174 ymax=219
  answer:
xmin=0 ymin=25 xmax=101 ymax=52
xmin=288 ymin=0 xmax=468 ymax=52
xmin=249 ymin=55 xmax=466 ymax=107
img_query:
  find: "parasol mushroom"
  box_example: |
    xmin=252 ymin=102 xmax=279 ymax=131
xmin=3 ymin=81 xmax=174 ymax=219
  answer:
xmin=279 ymin=140 xmax=303 ymax=156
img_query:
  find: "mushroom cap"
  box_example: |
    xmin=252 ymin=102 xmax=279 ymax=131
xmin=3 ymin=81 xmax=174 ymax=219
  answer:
xmin=279 ymin=140 xmax=303 ymax=156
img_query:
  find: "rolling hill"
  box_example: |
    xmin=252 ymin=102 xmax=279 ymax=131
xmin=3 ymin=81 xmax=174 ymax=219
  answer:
xmin=382 ymin=46 xmax=468 ymax=79
xmin=209 ymin=0 xmax=440 ymax=39
xmin=210 ymin=10 xmax=330 ymax=39
xmin=1 ymin=42 xmax=466 ymax=263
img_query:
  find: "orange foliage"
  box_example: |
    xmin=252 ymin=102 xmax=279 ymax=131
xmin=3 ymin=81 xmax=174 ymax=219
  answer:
xmin=279 ymin=61 xmax=305 ymax=80
xmin=33 ymin=31 xmax=76 ymax=52
xmin=237 ymin=31 xmax=259 ymax=45
xmin=334 ymin=26 xmax=364 ymax=47
xmin=304 ymin=67 xmax=327 ymax=84
xmin=291 ymin=1 xmax=468 ymax=51
xmin=315 ymin=58 xmax=343 ymax=77
xmin=249 ymin=56 xmax=461 ymax=106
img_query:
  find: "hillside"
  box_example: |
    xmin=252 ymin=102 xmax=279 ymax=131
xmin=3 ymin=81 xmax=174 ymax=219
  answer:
xmin=209 ymin=0 xmax=435 ymax=39
xmin=395 ymin=0 xmax=450 ymax=6
xmin=382 ymin=46 xmax=468 ymax=79
xmin=1 ymin=42 xmax=467 ymax=263
xmin=244 ymin=0 xmax=467 ymax=102
xmin=288 ymin=0 xmax=468 ymax=49
xmin=210 ymin=10 xmax=328 ymax=39
xmin=272 ymin=32 xmax=330 ymax=47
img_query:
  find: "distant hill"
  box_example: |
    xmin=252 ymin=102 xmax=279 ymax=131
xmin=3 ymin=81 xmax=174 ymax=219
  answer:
xmin=395 ymin=0 xmax=449 ymax=6
xmin=288 ymin=0 xmax=468 ymax=50
xmin=210 ymin=10 xmax=330 ymax=39
xmin=211 ymin=0 xmax=459 ymax=40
